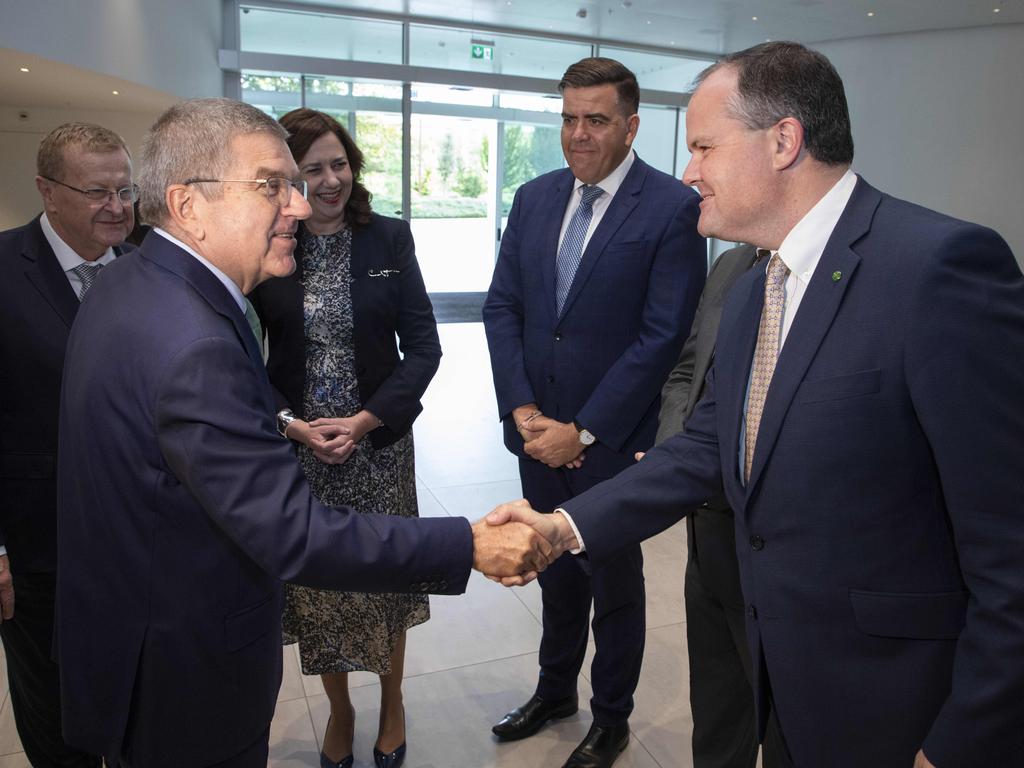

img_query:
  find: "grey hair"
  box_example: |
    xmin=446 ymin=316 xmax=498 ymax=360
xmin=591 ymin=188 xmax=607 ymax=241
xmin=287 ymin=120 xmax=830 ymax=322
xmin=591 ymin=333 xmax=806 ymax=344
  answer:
xmin=37 ymin=123 xmax=129 ymax=179
xmin=138 ymin=98 xmax=287 ymax=226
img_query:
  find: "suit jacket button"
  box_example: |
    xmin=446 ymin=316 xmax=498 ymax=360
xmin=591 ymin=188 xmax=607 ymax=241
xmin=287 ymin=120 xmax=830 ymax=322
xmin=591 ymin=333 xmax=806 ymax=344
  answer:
xmin=750 ymin=535 xmax=765 ymax=551
xmin=748 ymin=605 xmax=758 ymax=620
xmin=547 ymin=375 xmax=555 ymax=383
xmin=554 ymin=332 xmax=563 ymax=341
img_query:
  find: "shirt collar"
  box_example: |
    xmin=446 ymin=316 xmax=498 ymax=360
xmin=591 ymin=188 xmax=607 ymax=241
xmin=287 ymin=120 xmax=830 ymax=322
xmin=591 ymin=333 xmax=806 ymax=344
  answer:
xmin=774 ymin=169 xmax=858 ymax=284
xmin=572 ymin=149 xmax=636 ymax=201
xmin=153 ymin=228 xmax=246 ymax=313
xmin=40 ymin=212 xmax=117 ymax=271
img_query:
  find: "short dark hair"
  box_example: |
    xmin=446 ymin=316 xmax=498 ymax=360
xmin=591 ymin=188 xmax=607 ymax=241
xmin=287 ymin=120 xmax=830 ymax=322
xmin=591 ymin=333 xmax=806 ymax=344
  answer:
xmin=697 ymin=41 xmax=854 ymax=165
xmin=559 ymin=57 xmax=640 ymax=116
xmin=278 ymin=108 xmax=372 ymax=228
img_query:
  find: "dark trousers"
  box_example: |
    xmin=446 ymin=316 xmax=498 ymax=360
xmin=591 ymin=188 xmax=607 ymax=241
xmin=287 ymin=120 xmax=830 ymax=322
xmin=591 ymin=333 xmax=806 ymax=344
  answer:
xmin=116 ymin=728 xmax=270 ymax=768
xmin=520 ymin=458 xmax=646 ymax=727
xmin=0 ymin=571 xmax=101 ymax=768
xmin=685 ymin=508 xmax=785 ymax=768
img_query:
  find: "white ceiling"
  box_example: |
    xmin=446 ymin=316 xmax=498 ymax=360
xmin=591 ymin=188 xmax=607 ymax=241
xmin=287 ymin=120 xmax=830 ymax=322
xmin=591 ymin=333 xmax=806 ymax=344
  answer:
xmin=0 ymin=48 xmax=177 ymax=112
xmin=291 ymin=0 xmax=1023 ymax=54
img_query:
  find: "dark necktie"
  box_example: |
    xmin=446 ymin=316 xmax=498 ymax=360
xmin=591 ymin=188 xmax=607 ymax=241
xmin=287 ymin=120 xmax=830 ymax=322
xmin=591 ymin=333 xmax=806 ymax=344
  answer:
xmin=243 ymin=298 xmax=265 ymax=358
xmin=555 ymin=184 xmax=604 ymax=314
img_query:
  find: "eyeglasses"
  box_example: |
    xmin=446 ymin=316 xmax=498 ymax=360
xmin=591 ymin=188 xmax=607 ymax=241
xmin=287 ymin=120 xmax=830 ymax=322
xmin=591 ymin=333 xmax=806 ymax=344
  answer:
xmin=42 ymin=176 xmax=139 ymax=206
xmin=184 ymin=177 xmax=308 ymax=208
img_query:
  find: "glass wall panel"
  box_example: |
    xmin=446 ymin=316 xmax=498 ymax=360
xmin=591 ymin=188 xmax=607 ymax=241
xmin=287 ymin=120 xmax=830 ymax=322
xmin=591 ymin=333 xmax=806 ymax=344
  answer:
xmin=500 ymin=122 xmax=563 ymax=215
xmin=240 ymin=71 xmax=302 ymax=118
xmin=240 ymin=7 xmax=403 ymax=63
xmin=633 ymin=104 xmax=679 ymax=177
xmin=413 ymin=84 xmax=496 ymax=108
xmin=601 ymin=46 xmax=711 ymax=92
xmin=409 ymin=114 xmax=497 ymax=292
xmin=410 ymin=24 xmax=591 ymax=79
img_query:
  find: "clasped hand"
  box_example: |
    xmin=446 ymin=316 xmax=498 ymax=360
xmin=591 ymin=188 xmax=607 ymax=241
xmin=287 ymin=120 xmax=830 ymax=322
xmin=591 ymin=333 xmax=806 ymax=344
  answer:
xmin=513 ymin=404 xmax=585 ymax=469
xmin=470 ymin=499 xmax=580 ymax=587
xmin=286 ymin=411 xmax=378 ymax=465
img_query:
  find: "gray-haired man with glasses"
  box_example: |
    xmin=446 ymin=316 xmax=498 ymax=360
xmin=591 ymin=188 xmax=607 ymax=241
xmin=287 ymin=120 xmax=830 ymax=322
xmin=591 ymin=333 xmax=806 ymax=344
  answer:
xmin=54 ymin=97 xmax=551 ymax=768
xmin=0 ymin=121 xmax=136 ymax=768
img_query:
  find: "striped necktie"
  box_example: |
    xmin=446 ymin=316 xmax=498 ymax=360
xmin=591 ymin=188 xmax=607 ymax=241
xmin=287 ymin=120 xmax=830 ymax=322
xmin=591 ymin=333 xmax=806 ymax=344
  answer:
xmin=72 ymin=262 xmax=104 ymax=301
xmin=555 ymin=184 xmax=604 ymax=314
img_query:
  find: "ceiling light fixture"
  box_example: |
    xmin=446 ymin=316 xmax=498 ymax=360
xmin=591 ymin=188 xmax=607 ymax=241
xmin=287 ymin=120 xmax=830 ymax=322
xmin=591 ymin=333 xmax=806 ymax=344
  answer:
xmin=867 ymin=11 xmax=875 ymax=16
xmin=112 ymin=90 xmax=119 ymax=95
xmin=19 ymin=66 xmax=29 ymax=72
xmin=752 ymin=16 xmax=758 ymax=21
xmin=993 ymin=7 xmax=1001 ymax=11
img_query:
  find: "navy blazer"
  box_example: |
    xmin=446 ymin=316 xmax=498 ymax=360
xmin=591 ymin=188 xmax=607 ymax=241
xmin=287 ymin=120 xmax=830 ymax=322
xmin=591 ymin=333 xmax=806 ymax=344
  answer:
xmin=564 ymin=177 xmax=1024 ymax=767
xmin=56 ymin=231 xmax=472 ymax=767
xmin=483 ymin=156 xmax=706 ymax=479
xmin=0 ymin=216 xmax=132 ymax=573
xmin=249 ymin=213 xmax=440 ymax=449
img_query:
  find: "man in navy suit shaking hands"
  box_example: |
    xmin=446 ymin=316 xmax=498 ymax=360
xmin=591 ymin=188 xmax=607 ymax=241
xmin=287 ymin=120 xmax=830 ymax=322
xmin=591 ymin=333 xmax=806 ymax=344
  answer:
xmin=489 ymin=42 xmax=1024 ymax=768
xmin=56 ymin=98 xmax=552 ymax=768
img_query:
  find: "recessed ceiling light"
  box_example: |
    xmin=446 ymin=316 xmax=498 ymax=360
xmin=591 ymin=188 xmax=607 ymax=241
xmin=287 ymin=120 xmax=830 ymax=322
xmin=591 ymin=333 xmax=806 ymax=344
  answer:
xmin=867 ymin=11 xmax=875 ymax=16
xmin=646 ymin=19 xmax=651 ymax=24
xmin=112 ymin=90 xmax=119 ymax=96
xmin=19 ymin=66 xmax=29 ymax=73
xmin=752 ymin=16 xmax=758 ymax=21
xmin=993 ymin=7 xmax=1001 ymax=11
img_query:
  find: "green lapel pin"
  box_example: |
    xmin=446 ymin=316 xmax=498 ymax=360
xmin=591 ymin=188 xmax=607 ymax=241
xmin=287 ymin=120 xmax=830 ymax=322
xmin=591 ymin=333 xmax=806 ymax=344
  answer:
xmin=832 ymin=270 xmax=843 ymax=282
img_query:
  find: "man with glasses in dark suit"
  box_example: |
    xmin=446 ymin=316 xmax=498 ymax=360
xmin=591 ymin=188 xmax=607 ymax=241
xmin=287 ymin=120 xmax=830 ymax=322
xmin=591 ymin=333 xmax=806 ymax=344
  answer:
xmin=0 ymin=121 xmax=137 ymax=768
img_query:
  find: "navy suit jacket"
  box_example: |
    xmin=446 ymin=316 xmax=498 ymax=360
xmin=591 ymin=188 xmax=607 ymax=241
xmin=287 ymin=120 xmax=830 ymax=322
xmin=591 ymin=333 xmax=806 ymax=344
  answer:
xmin=563 ymin=177 xmax=1024 ymax=767
xmin=0 ymin=216 xmax=132 ymax=573
xmin=249 ymin=214 xmax=440 ymax=449
xmin=483 ymin=156 xmax=706 ymax=480
xmin=56 ymin=232 xmax=473 ymax=767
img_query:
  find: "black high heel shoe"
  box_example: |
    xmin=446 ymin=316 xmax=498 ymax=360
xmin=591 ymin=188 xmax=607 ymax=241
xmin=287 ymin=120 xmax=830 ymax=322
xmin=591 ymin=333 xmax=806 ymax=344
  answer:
xmin=373 ymin=707 xmax=406 ymax=768
xmin=320 ymin=715 xmax=354 ymax=768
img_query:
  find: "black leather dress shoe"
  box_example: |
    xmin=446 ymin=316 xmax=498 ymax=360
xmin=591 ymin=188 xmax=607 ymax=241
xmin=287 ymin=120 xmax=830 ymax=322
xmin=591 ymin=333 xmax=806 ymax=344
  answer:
xmin=561 ymin=722 xmax=630 ymax=768
xmin=491 ymin=694 xmax=579 ymax=740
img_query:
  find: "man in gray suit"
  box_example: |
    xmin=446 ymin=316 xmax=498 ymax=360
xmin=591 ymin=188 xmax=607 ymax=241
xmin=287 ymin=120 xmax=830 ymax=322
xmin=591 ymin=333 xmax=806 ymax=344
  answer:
xmin=656 ymin=244 xmax=782 ymax=768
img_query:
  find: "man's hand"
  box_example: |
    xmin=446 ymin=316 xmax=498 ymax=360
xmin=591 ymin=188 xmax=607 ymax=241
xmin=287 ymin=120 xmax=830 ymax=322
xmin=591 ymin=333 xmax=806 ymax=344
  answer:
xmin=512 ymin=403 xmax=544 ymax=443
xmin=472 ymin=503 xmax=554 ymax=581
xmin=914 ymin=750 xmax=936 ymax=768
xmin=522 ymin=416 xmax=584 ymax=468
xmin=483 ymin=500 xmax=580 ymax=586
xmin=0 ymin=555 xmax=14 ymax=621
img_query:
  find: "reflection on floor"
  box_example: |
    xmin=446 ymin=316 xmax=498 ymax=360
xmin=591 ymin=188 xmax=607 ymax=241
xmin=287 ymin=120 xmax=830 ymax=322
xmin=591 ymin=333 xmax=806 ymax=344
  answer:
xmin=0 ymin=324 xmax=706 ymax=768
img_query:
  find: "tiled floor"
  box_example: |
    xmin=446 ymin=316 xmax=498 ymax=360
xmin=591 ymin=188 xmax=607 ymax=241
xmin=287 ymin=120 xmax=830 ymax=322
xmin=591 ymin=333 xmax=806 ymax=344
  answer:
xmin=0 ymin=323 xmax=707 ymax=768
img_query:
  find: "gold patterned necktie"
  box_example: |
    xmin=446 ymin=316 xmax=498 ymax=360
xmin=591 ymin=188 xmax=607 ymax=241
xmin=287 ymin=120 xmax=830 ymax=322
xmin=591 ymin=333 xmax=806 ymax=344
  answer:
xmin=744 ymin=253 xmax=790 ymax=482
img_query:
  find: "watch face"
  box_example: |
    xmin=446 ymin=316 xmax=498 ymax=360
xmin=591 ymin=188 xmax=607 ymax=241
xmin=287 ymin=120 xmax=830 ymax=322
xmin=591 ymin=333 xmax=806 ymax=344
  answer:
xmin=579 ymin=429 xmax=596 ymax=446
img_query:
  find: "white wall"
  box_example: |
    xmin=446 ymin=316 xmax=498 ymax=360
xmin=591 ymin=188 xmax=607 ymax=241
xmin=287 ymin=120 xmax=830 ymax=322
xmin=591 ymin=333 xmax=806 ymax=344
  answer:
xmin=0 ymin=107 xmax=159 ymax=231
xmin=815 ymin=24 xmax=1024 ymax=264
xmin=0 ymin=0 xmax=223 ymax=100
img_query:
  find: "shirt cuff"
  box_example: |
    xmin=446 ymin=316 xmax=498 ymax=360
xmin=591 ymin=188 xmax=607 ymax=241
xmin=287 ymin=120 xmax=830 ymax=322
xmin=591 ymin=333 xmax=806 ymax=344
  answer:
xmin=0 ymin=546 xmax=7 ymax=557
xmin=553 ymin=508 xmax=585 ymax=554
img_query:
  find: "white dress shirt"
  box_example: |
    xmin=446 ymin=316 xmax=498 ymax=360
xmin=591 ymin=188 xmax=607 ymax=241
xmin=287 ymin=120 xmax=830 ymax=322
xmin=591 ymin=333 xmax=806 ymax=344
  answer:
xmin=563 ymin=169 xmax=859 ymax=550
xmin=40 ymin=213 xmax=117 ymax=296
xmin=557 ymin=150 xmax=636 ymax=254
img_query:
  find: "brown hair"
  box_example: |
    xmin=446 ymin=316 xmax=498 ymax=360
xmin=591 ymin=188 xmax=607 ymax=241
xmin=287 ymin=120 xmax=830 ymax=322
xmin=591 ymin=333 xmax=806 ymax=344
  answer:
xmin=278 ymin=108 xmax=372 ymax=228
xmin=37 ymin=122 xmax=129 ymax=180
xmin=559 ymin=57 xmax=640 ymax=116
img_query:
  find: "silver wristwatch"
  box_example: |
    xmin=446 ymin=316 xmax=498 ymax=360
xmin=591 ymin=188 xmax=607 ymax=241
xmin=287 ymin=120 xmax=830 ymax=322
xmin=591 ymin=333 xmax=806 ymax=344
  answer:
xmin=277 ymin=408 xmax=298 ymax=437
xmin=574 ymin=421 xmax=596 ymax=446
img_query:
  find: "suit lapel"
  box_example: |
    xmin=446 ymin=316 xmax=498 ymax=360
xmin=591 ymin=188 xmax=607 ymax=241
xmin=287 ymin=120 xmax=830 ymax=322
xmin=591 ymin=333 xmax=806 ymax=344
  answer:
xmin=22 ymin=217 xmax=79 ymax=329
xmin=745 ymin=179 xmax=879 ymax=495
xmin=558 ymin=159 xmax=645 ymax=321
xmin=140 ymin=232 xmax=265 ymax=369
xmin=542 ymin=172 xmax=575 ymax=321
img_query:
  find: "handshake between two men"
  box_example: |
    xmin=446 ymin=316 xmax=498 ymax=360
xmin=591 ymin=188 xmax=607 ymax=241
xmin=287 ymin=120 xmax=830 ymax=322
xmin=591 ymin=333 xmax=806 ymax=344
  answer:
xmin=470 ymin=500 xmax=580 ymax=585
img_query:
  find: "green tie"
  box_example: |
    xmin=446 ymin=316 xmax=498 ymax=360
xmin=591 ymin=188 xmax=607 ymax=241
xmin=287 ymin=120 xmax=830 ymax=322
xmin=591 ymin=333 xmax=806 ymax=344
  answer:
xmin=243 ymin=298 xmax=265 ymax=359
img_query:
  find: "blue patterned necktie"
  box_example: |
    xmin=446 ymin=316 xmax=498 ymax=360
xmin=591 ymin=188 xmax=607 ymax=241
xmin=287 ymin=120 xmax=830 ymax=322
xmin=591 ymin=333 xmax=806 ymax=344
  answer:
xmin=71 ymin=262 xmax=103 ymax=301
xmin=555 ymin=184 xmax=604 ymax=314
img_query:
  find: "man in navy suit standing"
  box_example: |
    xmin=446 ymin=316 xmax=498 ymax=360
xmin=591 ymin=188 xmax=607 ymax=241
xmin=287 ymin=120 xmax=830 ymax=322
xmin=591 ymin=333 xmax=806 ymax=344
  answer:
xmin=0 ymin=122 xmax=137 ymax=768
xmin=483 ymin=58 xmax=706 ymax=768
xmin=56 ymin=98 xmax=552 ymax=768
xmin=489 ymin=42 xmax=1024 ymax=768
